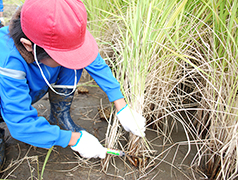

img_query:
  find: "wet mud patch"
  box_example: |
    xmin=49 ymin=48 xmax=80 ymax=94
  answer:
xmin=0 ymin=79 xmax=113 ymax=179
xmin=0 ymin=78 xmax=202 ymax=180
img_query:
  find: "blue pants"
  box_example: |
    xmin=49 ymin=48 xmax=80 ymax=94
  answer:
xmin=0 ymin=0 xmax=3 ymax=12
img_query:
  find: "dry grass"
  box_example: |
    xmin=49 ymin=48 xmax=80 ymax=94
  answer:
xmin=89 ymin=0 xmax=238 ymax=179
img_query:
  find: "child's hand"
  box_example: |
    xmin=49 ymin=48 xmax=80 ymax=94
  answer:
xmin=71 ymin=131 xmax=107 ymax=159
xmin=117 ymin=105 xmax=146 ymax=137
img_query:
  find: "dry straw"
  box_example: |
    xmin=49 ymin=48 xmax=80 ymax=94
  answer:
xmin=83 ymin=0 xmax=238 ymax=179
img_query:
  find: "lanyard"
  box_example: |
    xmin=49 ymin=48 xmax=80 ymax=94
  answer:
xmin=33 ymin=44 xmax=77 ymax=96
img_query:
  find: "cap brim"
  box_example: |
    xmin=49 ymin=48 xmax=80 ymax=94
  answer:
xmin=44 ymin=30 xmax=98 ymax=69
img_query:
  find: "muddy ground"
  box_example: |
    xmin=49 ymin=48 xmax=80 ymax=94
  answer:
xmin=0 ymin=4 xmax=203 ymax=180
xmin=0 ymin=75 xmax=201 ymax=180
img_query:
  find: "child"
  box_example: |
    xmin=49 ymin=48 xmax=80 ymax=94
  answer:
xmin=0 ymin=0 xmax=146 ymax=169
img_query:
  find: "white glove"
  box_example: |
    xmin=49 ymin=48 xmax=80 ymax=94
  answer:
xmin=71 ymin=131 xmax=107 ymax=159
xmin=116 ymin=104 xmax=146 ymax=137
xmin=0 ymin=17 xmax=4 ymax=25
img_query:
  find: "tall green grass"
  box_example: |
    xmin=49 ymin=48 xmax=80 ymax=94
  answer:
xmin=4 ymin=0 xmax=24 ymax=5
xmin=85 ymin=0 xmax=238 ymax=179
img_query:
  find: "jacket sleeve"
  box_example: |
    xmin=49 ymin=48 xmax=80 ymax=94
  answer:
xmin=0 ymin=58 xmax=71 ymax=149
xmin=85 ymin=53 xmax=124 ymax=102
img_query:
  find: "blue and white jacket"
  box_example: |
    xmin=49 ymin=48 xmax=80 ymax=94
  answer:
xmin=0 ymin=26 xmax=123 ymax=148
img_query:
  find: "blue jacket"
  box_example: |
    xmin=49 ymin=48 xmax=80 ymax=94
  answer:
xmin=0 ymin=0 xmax=3 ymax=12
xmin=0 ymin=26 xmax=123 ymax=148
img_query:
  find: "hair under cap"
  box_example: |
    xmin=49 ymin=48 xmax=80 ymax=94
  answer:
xmin=21 ymin=0 xmax=98 ymax=69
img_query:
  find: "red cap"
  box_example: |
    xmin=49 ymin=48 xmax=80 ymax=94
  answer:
xmin=21 ymin=0 xmax=98 ymax=69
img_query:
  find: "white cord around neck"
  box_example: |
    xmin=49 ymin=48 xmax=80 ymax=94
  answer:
xmin=33 ymin=44 xmax=77 ymax=96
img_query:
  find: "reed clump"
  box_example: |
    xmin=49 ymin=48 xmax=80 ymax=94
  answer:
xmin=84 ymin=0 xmax=238 ymax=179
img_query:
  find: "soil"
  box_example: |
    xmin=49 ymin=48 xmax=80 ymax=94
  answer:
xmin=0 ymin=76 xmax=202 ymax=180
xmin=0 ymin=4 xmax=203 ymax=180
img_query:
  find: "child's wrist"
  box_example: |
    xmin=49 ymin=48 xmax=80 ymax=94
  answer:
xmin=69 ymin=131 xmax=82 ymax=146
